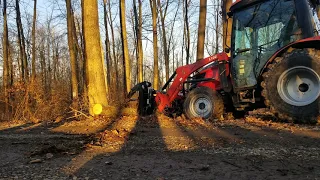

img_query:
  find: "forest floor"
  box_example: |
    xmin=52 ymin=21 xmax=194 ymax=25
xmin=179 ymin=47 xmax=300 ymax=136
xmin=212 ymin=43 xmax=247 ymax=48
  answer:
xmin=0 ymin=111 xmax=320 ymax=180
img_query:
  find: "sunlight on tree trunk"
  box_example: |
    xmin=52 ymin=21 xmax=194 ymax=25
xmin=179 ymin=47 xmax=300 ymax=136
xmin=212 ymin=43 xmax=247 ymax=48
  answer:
xmin=196 ymin=0 xmax=207 ymax=61
xmin=150 ymin=0 xmax=159 ymax=90
xmin=83 ymin=0 xmax=108 ymax=115
xmin=222 ymin=0 xmax=233 ymax=53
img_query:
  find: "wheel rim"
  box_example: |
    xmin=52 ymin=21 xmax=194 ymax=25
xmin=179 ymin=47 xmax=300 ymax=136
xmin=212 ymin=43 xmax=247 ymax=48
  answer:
xmin=277 ymin=66 xmax=320 ymax=106
xmin=190 ymin=96 xmax=212 ymax=118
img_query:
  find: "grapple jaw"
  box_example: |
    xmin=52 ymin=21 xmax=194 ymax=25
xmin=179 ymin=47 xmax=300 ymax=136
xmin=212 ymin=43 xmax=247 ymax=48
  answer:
xmin=127 ymin=81 xmax=156 ymax=116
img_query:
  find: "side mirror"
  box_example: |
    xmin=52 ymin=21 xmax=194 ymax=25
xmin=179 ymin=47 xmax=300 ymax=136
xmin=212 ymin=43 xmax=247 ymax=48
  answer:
xmin=225 ymin=47 xmax=230 ymax=53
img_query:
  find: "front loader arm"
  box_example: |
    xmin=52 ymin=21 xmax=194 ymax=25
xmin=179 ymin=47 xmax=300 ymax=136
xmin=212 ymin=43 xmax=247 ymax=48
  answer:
xmin=156 ymin=53 xmax=229 ymax=112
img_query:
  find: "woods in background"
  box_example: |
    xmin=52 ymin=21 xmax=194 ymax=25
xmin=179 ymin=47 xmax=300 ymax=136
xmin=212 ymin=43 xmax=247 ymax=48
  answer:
xmin=0 ymin=0 xmax=226 ymax=120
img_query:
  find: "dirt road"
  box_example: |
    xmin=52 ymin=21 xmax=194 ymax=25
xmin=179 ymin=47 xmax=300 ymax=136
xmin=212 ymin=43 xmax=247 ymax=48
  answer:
xmin=0 ymin=114 xmax=319 ymax=180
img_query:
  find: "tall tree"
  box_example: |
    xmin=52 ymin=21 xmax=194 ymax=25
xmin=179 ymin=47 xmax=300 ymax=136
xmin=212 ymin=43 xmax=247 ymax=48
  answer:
xmin=103 ymin=0 xmax=111 ymax=93
xmin=157 ymin=0 xmax=170 ymax=82
xmin=83 ymin=0 xmax=108 ymax=115
xmin=133 ymin=0 xmax=144 ymax=83
xmin=108 ymin=1 xmax=119 ymax=92
xmin=150 ymin=0 xmax=159 ymax=90
xmin=222 ymin=0 xmax=233 ymax=52
xmin=196 ymin=0 xmax=207 ymax=61
xmin=3 ymin=0 xmax=9 ymax=112
xmin=184 ymin=0 xmax=190 ymax=64
xmin=31 ymin=0 xmax=37 ymax=80
xmin=168 ymin=1 xmax=180 ymax=73
xmin=66 ymin=0 xmax=79 ymax=100
xmin=120 ymin=0 xmax=131 ymax=93
xmin=214 ymin=0 xmax=220 ymax=54
xmin=15 ymin=0 xmax=28 ymax=81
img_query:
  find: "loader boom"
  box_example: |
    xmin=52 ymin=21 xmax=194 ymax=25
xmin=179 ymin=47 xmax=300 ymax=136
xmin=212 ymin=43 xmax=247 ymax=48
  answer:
xmin=155 ymin=53 xmax=229 ymax=112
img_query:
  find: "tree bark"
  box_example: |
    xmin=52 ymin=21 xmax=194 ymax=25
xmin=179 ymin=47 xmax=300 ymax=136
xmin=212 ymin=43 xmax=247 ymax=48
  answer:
xmin=214 ymin=0 xmax=220 ymax=54
xmin=120 ymin=0 xmax=131 ymax=93
xmin=222 ymin=0 xmax=233 ymax=52
xmin=83 ymin=0 xmax=109 ymax=115
xmin=133 ymin=0 xmax=144 ymax=83
xmin=196 ymin=0 xmax=207 ymax=61
xmin=150 ymin=0 xmax=159 ymax=90
xmin=184 ymin=0 xmax=190 ymax=64
xmin=16 ymin=0 xmax=28 ymax=81
xmin=31 ymin=0 xmax=37 ymax=80
xmin=81 ymin=0 xmax=88 ymax=96
xmin=168 ymin=1 xmax=180 ymax=73
xmin=157 ymin=0 xmax=170 ymax=82
xmin=103 ymin=0 xmax=111 ymax=92
xmin=66 ymin=0 xmax=79 ymax=100
xmin=2 ymin=0 xmax=9 ymax=112
xmin=108 ymin=1 xmax=118 ymax=92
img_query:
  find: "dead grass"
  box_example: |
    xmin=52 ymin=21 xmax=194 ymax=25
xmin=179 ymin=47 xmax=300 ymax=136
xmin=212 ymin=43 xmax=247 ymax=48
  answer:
xmin=1 ymin=79 xmax=71 ymax=123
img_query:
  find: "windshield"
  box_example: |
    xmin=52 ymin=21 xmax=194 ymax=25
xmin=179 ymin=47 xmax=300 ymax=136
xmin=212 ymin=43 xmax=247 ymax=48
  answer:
xmin=233 ymin=0 xmax=301 ymax=57
xmin=231 ymin=0 xmax=302 ymax=89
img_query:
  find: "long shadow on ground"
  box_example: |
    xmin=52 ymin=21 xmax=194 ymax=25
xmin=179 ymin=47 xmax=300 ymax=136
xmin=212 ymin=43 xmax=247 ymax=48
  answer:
xmin=71 ymin=115 xmax=320 ymax=180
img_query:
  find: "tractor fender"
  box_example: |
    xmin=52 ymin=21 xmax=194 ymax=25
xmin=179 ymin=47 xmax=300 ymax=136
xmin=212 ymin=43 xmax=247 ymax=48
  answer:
xmin=260 ymin=36 xmax=320 ymax=77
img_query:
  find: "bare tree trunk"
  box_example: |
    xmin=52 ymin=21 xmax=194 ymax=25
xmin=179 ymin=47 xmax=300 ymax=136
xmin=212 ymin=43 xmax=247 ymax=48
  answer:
xmin=66 ymin=0 xmax=79 ymax=100
xmin=81 ymin=0 xmax=87 ymax=97
xmin=52 ymin=41 xmax=59 ymax=81
xmin=150 ymin=0 xmax=159 ymax=90
xmin=107 ymin=1 xmax=118 ymax=93
xmin=16 ymin=0 xmax=28 ymax=81
xmin=196 ymin=0 xmax=207 ymax=61
xmin=168 ymin=1 xmax=180 ymax=73
xmin=130 ymin=10 xmax=138 ymax=86
xmin=222 ymin=0 xmax=233 ymax=52
xmin=73 ymin=16 xmax=84 ymax=94
xmin=103 ymin=0 xmax=111 ymax=93
xmin=83 ymin=0 xmax=108 ymax=115
xmin=39 ymin=43 xmax=46 ymax=87
xmin=31 ymin=0 xmax=37 ymax=80
xmin=2 ymin=0 xmax=9 ymax=113
xmin=8 ymin=44 xmax=14 ymax=87
xmin=214 ymin=0 xmax=220 ymax=54
xmin=120 ymin=0 xmax=131 ymax=93
xmin=157 ymin=0 xmax=170 ymax=82
xmin=182 ymin=0 xmax=185 ymax=66
xmin=184 ymin=0 xmax=190 ymax=64
xmin=133 ymin=0 xmax=144 ymax=83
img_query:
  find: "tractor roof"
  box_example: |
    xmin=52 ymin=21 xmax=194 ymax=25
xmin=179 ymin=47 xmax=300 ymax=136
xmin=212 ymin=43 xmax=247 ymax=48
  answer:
xmin=230 ymin=0 xmax=319 ymax=12
xmin=230 ymin=0 xmax=268 ymax=13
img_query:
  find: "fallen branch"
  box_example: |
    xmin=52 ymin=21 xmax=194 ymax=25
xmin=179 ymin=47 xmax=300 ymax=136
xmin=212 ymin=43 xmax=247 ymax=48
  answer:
xmin=69 ymin=107 xmax=91 ymax=119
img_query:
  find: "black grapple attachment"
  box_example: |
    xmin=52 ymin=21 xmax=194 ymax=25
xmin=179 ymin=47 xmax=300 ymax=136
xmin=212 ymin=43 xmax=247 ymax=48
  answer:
xmin=127 ymin=81 xmax=156 ymax=116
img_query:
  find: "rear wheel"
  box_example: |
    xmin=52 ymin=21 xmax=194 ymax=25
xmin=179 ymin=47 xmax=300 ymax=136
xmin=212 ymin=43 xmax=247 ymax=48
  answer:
xmin=261 ymin=49 xmax=320 ymax=123
xmin=183 ymin=87 xmax=224 ymax=120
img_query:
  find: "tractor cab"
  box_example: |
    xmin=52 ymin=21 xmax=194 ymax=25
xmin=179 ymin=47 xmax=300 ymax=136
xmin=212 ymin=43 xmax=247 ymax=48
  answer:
xmin=228 ymin=0 xmax=316 ymax=90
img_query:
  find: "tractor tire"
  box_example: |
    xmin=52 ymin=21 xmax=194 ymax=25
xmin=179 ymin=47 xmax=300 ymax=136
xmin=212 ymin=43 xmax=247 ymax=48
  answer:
xmin=183 ymin=87 xmax=224 ymax=120
xmin=261 ymin=48 xmax=320 ymax=123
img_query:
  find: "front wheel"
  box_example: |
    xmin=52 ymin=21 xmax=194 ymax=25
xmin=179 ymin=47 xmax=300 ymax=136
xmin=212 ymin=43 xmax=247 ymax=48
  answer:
xmin=183 ymin=87 xmax=224 ymax=120
xmin=261 ymin=49 xmax=320 ymax=123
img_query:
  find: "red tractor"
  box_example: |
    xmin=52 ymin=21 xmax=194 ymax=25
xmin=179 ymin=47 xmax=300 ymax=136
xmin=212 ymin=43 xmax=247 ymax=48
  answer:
xmin=129 ymin=0 xmax=320 ymax=123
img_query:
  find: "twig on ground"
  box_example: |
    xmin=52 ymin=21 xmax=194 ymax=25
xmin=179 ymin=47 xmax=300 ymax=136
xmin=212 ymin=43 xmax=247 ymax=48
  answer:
xmin=69 ymin=107 xmax=91 ymax=119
